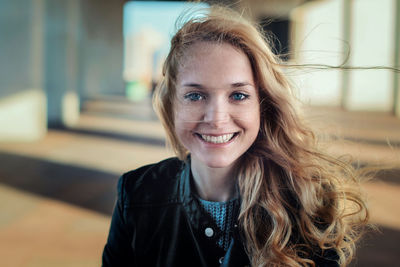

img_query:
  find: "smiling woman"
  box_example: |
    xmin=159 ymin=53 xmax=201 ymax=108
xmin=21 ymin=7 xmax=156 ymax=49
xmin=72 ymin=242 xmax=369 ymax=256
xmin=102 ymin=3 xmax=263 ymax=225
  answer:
xmin=174 ymin=42 xmax=260 ymax=175
xmin=102 ymin=5 xmax=369 ymax=267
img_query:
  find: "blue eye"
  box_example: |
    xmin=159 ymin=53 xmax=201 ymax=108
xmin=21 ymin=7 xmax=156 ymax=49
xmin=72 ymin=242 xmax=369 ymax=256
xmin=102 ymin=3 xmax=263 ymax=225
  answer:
xmin=184 ymin=92 xmax=204 ymax=101
xmin=231 ymin=92 xmax=248 ymax=101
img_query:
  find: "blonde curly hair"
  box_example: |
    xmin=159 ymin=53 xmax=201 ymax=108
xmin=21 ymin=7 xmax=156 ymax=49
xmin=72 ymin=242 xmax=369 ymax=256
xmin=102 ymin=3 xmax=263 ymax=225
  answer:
xmin=153 ymin=5 xmax=369 ymax=267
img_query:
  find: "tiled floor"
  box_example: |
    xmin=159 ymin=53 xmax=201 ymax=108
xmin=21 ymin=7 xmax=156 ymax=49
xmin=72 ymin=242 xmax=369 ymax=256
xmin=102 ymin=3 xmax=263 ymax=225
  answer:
xmin=0 ymin=100 xmax=399 ymax=267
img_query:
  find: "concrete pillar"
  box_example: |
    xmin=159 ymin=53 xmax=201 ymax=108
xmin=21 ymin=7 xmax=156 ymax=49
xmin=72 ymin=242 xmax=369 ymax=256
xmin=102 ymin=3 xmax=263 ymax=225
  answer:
xmin=0 ymin=0 xmax=47 ymax=141
xmin=79 ymin=0 xmax=125 ymax=99
xmin=346 ymin=0 xmax=395 ymax=112
xmin=290 ymin=0 xmax=344 ymax=106
xmin=45 ymin=0 xmax=124 ymax=118
xmin=394 ymin=0 xmax=400 ymax=117
xmin=340 ymin=0 xmax=352 ymax=109
xmin=45 ymin=0 xmax=81 ymax=127
xmin=0 ymin=0 xmax=126 ymax=140
xmin=291 ymin=0 xmax=397 ymax=113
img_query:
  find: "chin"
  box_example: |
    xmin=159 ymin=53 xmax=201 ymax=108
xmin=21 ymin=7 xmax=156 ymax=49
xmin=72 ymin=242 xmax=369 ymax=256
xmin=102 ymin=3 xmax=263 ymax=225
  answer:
xmin=199 ymin=155 xmax=238 ymax=169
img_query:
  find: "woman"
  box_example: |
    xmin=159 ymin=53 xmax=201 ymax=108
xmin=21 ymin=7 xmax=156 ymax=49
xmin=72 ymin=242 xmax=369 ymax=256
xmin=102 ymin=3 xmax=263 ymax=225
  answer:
xmin=103 ymin=6 xmax=368 ymax=267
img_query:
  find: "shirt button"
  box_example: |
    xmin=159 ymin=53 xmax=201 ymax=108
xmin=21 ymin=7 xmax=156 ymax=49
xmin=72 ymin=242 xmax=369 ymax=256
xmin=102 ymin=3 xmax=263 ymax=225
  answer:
xmin=204 ymin=227 xmax=214 ymax=237
xmin=219 ymin=257 xmax=224 ymax=264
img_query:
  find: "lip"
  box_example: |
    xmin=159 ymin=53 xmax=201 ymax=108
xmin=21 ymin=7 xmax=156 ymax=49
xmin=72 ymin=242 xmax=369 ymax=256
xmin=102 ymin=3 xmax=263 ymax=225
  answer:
xmin=194 ymin=132 xmax=239 ymax=146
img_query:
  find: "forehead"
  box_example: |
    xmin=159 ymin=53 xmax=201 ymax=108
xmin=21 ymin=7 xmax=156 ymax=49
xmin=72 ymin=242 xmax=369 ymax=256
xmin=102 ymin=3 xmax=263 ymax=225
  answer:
xmin=176 ymin=41 xmax=254 ymax=86
xmin=179 ymin=41 xmax=247 ymax=68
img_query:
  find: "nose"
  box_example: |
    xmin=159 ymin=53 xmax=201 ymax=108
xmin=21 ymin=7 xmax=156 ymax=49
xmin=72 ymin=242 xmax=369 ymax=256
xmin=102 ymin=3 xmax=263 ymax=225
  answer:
xmin=203 ymin=98 xmax=230 ymax=127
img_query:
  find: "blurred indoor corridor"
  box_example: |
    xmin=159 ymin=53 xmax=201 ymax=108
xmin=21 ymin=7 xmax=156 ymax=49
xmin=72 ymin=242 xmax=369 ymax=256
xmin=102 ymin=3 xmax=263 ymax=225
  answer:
xmin=1 ymin=0 xmax=400 ymax=266
xmin=0 ymin=97 xmax=399 ymax=267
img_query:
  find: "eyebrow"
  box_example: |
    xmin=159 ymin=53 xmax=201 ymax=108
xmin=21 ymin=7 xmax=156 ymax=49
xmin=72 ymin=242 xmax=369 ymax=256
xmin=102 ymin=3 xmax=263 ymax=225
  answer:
xmin=182 ymin=82 xmax=255 ymax=89
xmin=231 ymin=82 xmax=255 ymax=88
xmin=182 ymin=83 xmax=204 ymax=89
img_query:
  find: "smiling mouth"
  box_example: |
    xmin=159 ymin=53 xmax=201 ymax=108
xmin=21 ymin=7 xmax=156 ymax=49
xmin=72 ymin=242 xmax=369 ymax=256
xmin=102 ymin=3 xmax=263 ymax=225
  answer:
xmin=195 ymin=133 xmax=238 ymax=144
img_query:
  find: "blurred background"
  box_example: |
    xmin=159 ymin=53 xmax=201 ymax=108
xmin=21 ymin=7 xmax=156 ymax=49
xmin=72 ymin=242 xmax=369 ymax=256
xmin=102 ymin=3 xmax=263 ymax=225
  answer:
xmin=0 ymin=0 xmax=399 ymax=266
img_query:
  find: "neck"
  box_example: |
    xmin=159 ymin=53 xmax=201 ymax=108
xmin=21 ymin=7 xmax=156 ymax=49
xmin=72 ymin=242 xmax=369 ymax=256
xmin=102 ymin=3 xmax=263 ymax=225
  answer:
xmin=191 ymin=158 xmax=238 ymax=202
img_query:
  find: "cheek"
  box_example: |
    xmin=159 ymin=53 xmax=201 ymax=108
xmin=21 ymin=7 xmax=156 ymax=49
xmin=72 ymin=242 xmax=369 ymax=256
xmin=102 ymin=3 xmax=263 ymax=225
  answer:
xmin=174 ymin=102 xmax=203 ymax=129
xmin=174 ymin=119 xmax=198 ymax=152
xmin=232 ymin=105 xmax=260 ymax=130
xmin=173 ymin=107 xmax=199 ymax=141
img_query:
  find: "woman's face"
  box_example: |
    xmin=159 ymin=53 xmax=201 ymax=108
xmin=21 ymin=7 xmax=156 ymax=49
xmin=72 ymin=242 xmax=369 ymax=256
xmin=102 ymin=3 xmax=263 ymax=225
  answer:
xmin=174 ymin=42 xmax=260 ymax=169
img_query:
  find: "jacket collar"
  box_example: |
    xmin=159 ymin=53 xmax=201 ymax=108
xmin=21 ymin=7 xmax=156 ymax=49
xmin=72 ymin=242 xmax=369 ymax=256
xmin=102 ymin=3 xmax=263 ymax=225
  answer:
xmin=178 ymin=158 xmax=250 ymax=266
xmin=179 ymin=157 xmax=193 ymax=201
xmin=179 ymin=158 xmax=205 ymax=227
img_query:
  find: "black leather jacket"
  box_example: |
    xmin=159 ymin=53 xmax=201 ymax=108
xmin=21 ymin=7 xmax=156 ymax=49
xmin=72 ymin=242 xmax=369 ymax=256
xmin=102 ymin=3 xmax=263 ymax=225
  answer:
xmin=102 ymin=158 xmax=339 ymax=267
xmin=102 ymin=157 xmax=250 ymax=267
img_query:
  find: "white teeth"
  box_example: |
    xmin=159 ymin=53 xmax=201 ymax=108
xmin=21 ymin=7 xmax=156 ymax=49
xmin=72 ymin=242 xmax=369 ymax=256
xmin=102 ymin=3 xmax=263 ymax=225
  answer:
xmin=200 ymin=133 xmax=235 ymax=144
